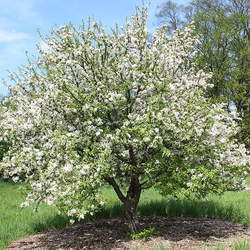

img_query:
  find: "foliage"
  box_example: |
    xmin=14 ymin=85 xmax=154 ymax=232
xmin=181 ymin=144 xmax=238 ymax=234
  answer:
xmin=0 ymin=7 xmax=249 ymax=233
xmin=130 ymin=227 xmax=157 ymax=239
xmin=193 ymin=3 xmax=250 ymax=148
xmin=156 ymin=0 xmax=250 ymax=148
xmin=0 ymin=141 xmax=8 ymax=161
xmin=0 ymin=102 xmax=10 ymax=178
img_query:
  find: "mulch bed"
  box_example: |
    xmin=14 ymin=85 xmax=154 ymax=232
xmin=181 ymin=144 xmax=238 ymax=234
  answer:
xmin=7 ymin=216 xmax=250 ymax=249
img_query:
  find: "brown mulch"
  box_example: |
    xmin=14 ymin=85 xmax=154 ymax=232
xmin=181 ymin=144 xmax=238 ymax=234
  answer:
xmin=7 ymin=216 xmax=250 ymax=250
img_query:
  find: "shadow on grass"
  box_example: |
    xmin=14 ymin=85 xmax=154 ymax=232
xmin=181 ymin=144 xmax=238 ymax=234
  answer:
xmin=31 ymin=214 xmax=69 ymax=233
xmin=0 ymin=178 xmax=16 ymax=184
xmin=162 ymin=199 xmax=250 ymax=225
xmin=84 ymin=198 xmax=249 ymax=226
xmin=139 ymin=199 xmax=250 ymax=227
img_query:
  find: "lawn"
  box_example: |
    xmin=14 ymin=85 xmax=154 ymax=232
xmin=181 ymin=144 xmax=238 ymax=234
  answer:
xmin=0 ymin=177 xmax=250 ymax=250
xmin=0 ymin=180 xmax=68 ymax=250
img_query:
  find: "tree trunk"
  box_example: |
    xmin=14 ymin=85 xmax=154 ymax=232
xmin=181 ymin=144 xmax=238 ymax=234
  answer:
xmin=106 ymin=174 xmax=142 ymax=234
xmin=124 ymin=197 xmax=140 ymax=234
xmin=123 ymin=175 xmax=142 ymax=234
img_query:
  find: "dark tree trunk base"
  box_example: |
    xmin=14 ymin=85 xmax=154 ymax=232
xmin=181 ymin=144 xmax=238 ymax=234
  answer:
xmin=124 ymin=198 xmax=141 ymax=234
xmin=125 ymin=212 xmax=140 ymax=234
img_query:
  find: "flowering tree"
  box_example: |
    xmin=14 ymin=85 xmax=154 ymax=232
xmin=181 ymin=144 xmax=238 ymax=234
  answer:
xmin=1 ymin=8 xmax=249 ymax=233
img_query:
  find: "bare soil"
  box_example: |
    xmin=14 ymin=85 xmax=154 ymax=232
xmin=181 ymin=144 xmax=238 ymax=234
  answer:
xmin=7 ymin=216 xmax=250 ymax=249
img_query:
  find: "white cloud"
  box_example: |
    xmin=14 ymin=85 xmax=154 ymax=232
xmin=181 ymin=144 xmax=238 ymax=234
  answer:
xmin=0 ymin=30 xmax=29 ymax=42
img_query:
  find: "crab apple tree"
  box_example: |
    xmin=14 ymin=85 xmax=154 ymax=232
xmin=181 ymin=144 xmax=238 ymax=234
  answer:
xmin=1 ymin=8 xmax=249 ymax=233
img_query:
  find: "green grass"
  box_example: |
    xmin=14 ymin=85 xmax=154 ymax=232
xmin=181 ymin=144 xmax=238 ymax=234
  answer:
xmin=232 ymin=240 xmax=250 ymax=250
xmin=199 ymin=240 xmax=250 ymax=250
xmin=151 ymin=240 xmax=250 ymax=250
xmin=0 ymin=180 xmax=68 ymax=250
xmin=0 ymin=177 xmax=250 ymax=250
xmin=162 ymin=177 xmax=250 ymax=226
xmin=162 ymin=190 xmax=250 ymax=225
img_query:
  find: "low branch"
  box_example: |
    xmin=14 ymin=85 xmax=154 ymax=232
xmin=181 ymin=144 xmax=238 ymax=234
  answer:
xmin=105 ymin=177 xmax=126 ymax=203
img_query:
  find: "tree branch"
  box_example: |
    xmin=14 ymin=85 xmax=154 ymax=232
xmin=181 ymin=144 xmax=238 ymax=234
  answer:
xmin=105 ymin=177 xmax=126 ymax=203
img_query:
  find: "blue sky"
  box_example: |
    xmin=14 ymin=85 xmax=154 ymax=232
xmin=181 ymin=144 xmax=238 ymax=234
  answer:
xmin=0 ymin=0 xmax=188 ymax=95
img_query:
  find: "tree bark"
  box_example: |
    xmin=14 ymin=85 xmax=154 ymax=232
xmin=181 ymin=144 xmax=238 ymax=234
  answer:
xmin=123 ymin=175 xmax=142 ymax=234
xmin=124 ymin=197 xmax=140 ymax=234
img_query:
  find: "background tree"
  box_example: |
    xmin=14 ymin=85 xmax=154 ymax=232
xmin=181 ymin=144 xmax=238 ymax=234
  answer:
xmin=0 ymin=8 xmax=249 ymax=233
xmin=156 ymin=0 xmax=185 ymax=32
xmin=156 ymin=0 xmax=250 ymax=148
xmin=0 ymin=97 xmax=10 ymax=178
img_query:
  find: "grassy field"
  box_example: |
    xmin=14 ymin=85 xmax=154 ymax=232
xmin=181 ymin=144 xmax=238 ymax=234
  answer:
xmin=0 ymin=178 xmax=250 ymax=250
xmin=214 ymin=241 xmax=250 ymax=250
xmin=156 ymin=241 xmax=250 ymax=250
xmin=0 ymin=180 xmax=68 ymax=250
